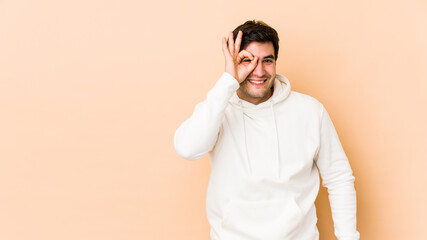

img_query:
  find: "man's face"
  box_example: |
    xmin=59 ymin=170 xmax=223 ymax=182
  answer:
xmin=237 ymin=41 xmax=276 ymax=105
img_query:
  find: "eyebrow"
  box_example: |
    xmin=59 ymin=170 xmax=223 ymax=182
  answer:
xmin=242 ymin=54 xmax=275 ymax=60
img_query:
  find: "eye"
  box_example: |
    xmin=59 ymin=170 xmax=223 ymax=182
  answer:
xmin=264 ymin=59 xmax=274 ymax=63
xmin=242 ymin=58 xmax=251 ymax=63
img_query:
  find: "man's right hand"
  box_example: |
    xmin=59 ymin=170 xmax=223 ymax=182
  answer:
xmin=222 ymin=31 xmax=258 ymax=84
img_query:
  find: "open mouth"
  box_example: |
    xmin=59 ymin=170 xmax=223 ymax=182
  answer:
xmin=248 ymin=79 xmax=267 ymax=86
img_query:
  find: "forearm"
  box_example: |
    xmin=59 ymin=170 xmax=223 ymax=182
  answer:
xmin=323 ymin=162 xmax=359 ymax=240
xmin=174 ymin=72 xmax=239 ymax=160
xmin=315 ymin=105 xmax=360 ymax=239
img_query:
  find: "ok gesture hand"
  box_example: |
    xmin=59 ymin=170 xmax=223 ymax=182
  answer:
xmin=222 ymin=31 xmax=258 ymax=84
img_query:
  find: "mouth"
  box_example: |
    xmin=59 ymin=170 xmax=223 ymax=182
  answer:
xmin=247 ymin=78 xmax=267 ymax=87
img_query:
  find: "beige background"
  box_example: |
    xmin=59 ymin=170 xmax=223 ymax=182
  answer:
xmin=1 ymin=0 xmax=426 ymax=239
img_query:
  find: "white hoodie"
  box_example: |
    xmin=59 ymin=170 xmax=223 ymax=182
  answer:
xmin=174 ymin=72 xmax=359 ymax=240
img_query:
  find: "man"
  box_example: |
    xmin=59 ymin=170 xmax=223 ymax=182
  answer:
xmin=174 ymin=20 xmax=359 ymax=240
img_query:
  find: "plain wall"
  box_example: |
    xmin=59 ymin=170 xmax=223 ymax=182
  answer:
xmin=1 ymin=0 xmax=426 ymax=239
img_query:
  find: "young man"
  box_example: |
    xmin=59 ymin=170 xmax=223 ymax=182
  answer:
xmin=174 ymin=20 xmax=359 ymax=240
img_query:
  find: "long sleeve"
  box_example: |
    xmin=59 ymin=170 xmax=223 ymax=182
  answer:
xmin=174 ymin=72 xmax=239 ymax=160
xmin=314 ymin=105 xmax=360 ymax=240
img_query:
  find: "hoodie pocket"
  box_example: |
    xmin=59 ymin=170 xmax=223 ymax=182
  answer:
xmin=220 ymin=198 xmax=303 ymax=240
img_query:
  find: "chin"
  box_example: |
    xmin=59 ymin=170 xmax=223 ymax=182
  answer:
xmin=245 ymin=89 xmax=268 ymax=98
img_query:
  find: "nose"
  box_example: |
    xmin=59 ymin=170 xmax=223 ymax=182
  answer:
xmin=252 ymin=59 xmax=265 ymax=77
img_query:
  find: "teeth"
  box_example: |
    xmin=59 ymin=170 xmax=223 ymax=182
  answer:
xmin=250 ymin=80 xmax=264 ymax=84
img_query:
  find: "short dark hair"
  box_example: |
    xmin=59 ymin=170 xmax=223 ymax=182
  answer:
xmin=232 ymin=20 xmax=279 ymax=60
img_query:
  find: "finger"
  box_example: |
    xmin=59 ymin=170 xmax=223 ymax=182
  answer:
xmin=222 ymin=37 xmax=231 ymax=58
xmin=247 ymin=56 xmax=259 ymax=71
xmin=234 ymin=31 xmax=242 ymax=53
xmin=228 ymin=32 xmax=235 ymax=54
xmin=238 ymin=50 xmax=254 ymax=61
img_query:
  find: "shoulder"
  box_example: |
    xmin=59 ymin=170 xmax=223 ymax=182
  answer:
xmin=276 ymin=91 xmax=324 ymax=121
xmin=287 ymin=91 xmax=323 ymax=109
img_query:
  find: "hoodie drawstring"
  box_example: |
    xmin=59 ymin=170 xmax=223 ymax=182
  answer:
xmin=239 ymin=100 xmax=252 ymax=176
xmin=270 ymin=100 xmax=280 ymax=179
